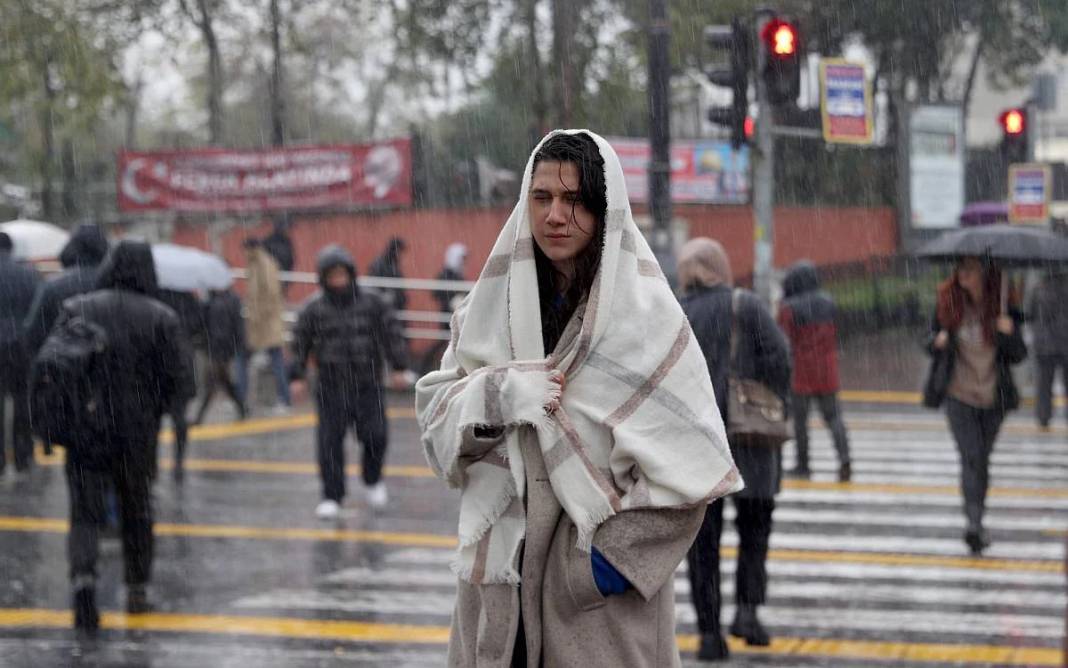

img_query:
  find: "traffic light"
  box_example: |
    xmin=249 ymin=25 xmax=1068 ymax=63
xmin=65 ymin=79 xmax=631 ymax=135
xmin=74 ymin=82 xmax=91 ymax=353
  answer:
xmin=998 ymin=107 xmax=1029 ymax=164
xmin=705 ymin=18 xmax=750 ymax=149
xmin=760 ymin=16 xmax=801 ymax=106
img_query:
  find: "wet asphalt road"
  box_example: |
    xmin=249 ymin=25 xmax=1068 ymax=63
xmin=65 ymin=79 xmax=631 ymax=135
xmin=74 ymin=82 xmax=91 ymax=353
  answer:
xmin=0 ymin=387 xmax=1064 ymax=667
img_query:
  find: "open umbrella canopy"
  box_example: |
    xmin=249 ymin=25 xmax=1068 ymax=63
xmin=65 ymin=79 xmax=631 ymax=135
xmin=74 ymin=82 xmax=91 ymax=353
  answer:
xmin=916 ymin=224 xmax=1068 ymax=268
xmin=0 ymin=219 xmax=70 ymax=261
xmin=152 ymin=243 xmax=233 ymax=292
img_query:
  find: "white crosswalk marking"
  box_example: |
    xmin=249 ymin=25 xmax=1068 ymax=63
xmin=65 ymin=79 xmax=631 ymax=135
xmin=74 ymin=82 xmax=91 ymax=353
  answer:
xmin=230 ymin=413 xmax=1068 ymax=665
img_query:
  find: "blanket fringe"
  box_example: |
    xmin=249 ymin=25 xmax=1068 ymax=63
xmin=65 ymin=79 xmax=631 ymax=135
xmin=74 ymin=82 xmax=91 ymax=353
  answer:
xmin=456 ymin=478 xmax=518 ymax=550
xmin=571 ymin=503 xmax=617 ymax=554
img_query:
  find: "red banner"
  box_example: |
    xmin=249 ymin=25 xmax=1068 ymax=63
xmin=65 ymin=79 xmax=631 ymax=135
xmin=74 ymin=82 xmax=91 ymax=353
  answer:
xmin=117 ymin=140 xmax=412 ymax=212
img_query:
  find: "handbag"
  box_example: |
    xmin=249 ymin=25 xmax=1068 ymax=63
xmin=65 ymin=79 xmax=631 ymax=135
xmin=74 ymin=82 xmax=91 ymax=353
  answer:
xmin=727 ymin=289 xmax=792 ymax=446
xmin=921 ymin=339 xmax=955 ymax=409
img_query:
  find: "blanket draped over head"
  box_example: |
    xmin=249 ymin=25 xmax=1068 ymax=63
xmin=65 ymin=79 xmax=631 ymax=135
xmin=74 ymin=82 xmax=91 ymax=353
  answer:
xmin=416 ymin=129 xmax=741 ymax=585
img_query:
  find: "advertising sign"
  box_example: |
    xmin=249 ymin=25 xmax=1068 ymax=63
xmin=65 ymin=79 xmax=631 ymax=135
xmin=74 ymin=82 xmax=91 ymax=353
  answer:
xmin=820 ymin=59 xmax=873 ymax=144
xmin=608 ymin=137 xmax=749 ymax=204
xmin=117 ymin=139 xmax=412 ymax=212
xmin=1008 ymin=163 xmax=1052 ymax=224
xmin=909 ymin=105 xmax=965 ymax=229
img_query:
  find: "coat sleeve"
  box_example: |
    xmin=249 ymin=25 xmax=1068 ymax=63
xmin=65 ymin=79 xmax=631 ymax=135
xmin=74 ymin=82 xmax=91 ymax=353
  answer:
xmin=590 ymin=505 xmax=705 ymax=601
xmin=373 ymin=296 xmax=410 ymax=371
xmin=158 ymin=314 xmax=196 ymax=405
xmin=291 ymin=302 xmax=317 ymax=373
xmin=22 ymin=283 xmax=58 ymax=354
xmin=415 ymin=309 xmax=554 ymax=488
xmin=746 ymin=295 xmax=792 ymax=398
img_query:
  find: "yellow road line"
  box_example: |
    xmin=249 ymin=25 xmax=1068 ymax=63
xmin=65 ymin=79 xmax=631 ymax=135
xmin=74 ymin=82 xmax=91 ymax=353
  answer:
xmin=0 ymin=515 xmax=1059 ymax=573
xmin=0 ymin=609 xmax=1059 ymax=665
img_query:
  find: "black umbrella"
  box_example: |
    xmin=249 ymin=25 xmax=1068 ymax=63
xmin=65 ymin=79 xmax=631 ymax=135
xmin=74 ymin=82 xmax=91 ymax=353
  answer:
xmin=916 ymin=223 xmax=1068 ymax=268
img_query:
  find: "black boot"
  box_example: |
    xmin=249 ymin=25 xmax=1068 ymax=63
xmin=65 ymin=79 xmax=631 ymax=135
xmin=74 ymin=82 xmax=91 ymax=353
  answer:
xmin=964 ymin=527 xmax=990 ymax=556
xmin=838 ymin=462 xmax=852 ymax=483
xmin=729 ymin=604 xmax=770 ymax=646
xmin=787 ymin=464 xmax=811 ymax=479
xmin=73 ymin=585 xmax=99 ymax=635
xmin=696 ymin=631 xmax=730 ymax=661
xmin=127 ymin=584 xmax=152 ymax=614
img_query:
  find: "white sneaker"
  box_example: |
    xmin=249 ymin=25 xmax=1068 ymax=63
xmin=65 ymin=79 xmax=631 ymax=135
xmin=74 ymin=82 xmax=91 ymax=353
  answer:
xmin=315 ymin=499 xmax=340 ymax=520
xmin=271 ymin=403 xmax=291 ymax=416
xmin=366 ymin=483 xmax=388 ymax=509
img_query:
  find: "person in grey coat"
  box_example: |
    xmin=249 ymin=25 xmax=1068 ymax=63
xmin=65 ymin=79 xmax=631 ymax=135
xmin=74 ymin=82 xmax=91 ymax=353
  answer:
xmin=1026 ymin=272 xmax=1068 ymax=429
xmin=677 ymin=238 xmax=792 ymax=658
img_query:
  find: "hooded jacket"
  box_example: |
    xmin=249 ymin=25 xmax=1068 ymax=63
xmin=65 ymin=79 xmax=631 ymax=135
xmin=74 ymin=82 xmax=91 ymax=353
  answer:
xmin=0 ymin=249 xmax=41 ymax=352
xmin=61 ymin=241 xmax=194 ymax=464
xmin=292 ymin=245 xmax=408 ymax=378
xmin=204 ymin=289 xmax=247 ymax=361
xmin=778 ymin=260 xmax=840 ymax=394
xmin=23 ymin=225 xmax=109 ymax=354
xmin=368 ymin=237 xmax=407 ymax=312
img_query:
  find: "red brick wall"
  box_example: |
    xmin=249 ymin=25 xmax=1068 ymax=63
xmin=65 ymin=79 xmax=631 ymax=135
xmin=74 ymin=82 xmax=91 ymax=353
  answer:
xmin=171 ymin=204 xmax=897 ymax=304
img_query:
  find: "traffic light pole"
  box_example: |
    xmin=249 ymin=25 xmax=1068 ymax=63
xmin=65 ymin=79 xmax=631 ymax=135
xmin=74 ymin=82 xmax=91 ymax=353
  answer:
xmin=648 ymin=0 xmax=675 ymax=283
xmin=752 ymin=11 xmax=775 ymax=305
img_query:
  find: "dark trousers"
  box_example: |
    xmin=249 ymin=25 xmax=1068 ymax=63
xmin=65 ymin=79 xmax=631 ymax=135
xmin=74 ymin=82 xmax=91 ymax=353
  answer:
xmin=195 ymin=359 xmax=245 ymax=424
xmin=686 ymin=497 xmax=775 ymax=635
xmin=945 ymin=398 xmax=1005 ymax=531
xmin=316 ymin=369 xmax=388 ymax=502
xmin=792 ymin=392 xmax=851 ymax=469
xmin=1035 ymin=354 xmax=1068 ymax=427
xmin=0 ymin=361 xmax=32 ymax=471
xmin=66 ymin=455 xmax=154 ymax=587
xmin=168 ymin=402 xmax=190 ymax=477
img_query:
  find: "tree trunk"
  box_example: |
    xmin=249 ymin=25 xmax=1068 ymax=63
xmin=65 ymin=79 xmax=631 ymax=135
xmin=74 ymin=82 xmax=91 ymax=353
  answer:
xmin=525 ymin=0 xmax=547 ymax=146
xmin=196 ymin=0 xmax=224 ymax=145
xmin=550 ymin=0 xmax=576 ymax=126
xmin=38 ymin=59 xmax=56 ymax=221
xmin=269 ymin=0 xmax=286 ymax=146
xmin=124 ymin=75 xmax=143 ymax=147
xmin=61 ymin=138 xmax=76 ymax=221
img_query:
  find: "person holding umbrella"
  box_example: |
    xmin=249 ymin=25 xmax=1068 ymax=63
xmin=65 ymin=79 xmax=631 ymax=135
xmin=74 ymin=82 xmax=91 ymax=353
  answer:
xmin=926 ymin=256 xmax=1026 ymax=556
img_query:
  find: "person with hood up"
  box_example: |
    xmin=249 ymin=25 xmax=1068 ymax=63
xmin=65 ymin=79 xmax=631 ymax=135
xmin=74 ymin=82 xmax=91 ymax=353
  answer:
xmin=292 ymin=245 xmax=410 ymax=519
xmin=57 ymin=240 xmax=194 ymax=634
xmin=778 ymin=260 xmax=852 ymax=481
xmin=416 ymin=131 xmax=740 ymax=667
xmin=368 ymin=236 xmax=409 ymax=313
xmin=927 ymin=257 xmax=1026 ymax=555
xmin=0 ymin=232 xmax=40 ymax=474
xmin=23 ymin=224 xmax=109 ymax=355
xmin=1026 ymin=271 xmax=1068 ymax=429
xmin=678 ymin=238 xmax=792 ymax=657
xmin=433 ymin=242 xmax=468 ymax=315
xmin=238 ymin=238 xmax=291 ymax=412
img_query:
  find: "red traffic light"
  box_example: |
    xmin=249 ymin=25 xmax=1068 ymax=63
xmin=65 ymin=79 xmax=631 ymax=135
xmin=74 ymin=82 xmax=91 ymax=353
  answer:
xmin=744 ymin=116 xmax=755 ymax=140
xmin=999 ymin=108 xmax=1025 ymax=135
xmin=762 ymin=18 xmax=798 ymax=57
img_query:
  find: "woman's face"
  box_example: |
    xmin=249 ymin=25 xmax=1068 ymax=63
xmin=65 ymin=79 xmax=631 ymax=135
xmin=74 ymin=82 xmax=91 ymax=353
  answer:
xmin=956 ymin=257 xmax=985 ymax=297
xmin=529 ymin=160 xmax=598 ymax=275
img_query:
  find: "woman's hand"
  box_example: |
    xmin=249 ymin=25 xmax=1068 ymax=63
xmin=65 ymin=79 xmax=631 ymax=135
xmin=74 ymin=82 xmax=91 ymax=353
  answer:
xmin=545 ymin=369 xmax=565 ymax=414
xmin=933 ymin=330 xmax=950 ymax=350
xmin=996 ymin=315 xmax=1014 ymax=336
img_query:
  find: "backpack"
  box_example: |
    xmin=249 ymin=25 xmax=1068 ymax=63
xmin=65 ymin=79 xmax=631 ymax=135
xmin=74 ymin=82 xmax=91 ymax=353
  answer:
xmin=29 ymin=316 xmax=111 ymax=454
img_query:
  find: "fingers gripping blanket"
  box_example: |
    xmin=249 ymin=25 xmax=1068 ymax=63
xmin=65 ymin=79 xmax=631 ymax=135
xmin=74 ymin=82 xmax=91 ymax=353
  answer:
xmin=416 ymin=130 xmax=742 ymax=585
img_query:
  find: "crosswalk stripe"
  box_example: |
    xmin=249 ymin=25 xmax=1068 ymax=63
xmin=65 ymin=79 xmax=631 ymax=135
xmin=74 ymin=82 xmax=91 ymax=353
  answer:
xmin=0 ymin=608 xmax=1058 ymax=665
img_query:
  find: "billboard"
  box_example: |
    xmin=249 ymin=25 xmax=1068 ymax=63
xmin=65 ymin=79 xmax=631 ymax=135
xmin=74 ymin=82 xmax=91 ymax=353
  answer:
xmin=908 ymin=105 xmax=964 ymax=229
xmin=608 ymin=137 xmax=749 ymax=205
xmin=117 ymin=139 xmax=412 ymax=213
xmin=1008 ymin=163 xmax=1052 ymax=224
xmin=820 ymin=59 xmax=873 ymax=144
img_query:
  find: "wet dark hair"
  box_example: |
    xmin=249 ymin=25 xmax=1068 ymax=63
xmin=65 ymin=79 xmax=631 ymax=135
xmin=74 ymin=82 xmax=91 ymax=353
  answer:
xmin=530 ymin=132 xmax=608 ymax=353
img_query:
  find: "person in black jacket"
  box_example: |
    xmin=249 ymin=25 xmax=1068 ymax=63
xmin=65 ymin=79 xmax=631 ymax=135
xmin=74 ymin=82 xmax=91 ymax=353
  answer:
xmin=194 ymin=288 xmax=248 ymax=425
xmin=677 ymin=237 xmax=792 ymax=659
xmin=928 ymin=257 xmax=1026 ymax=555
xmin=0 ymin=232 xmax=41 ymax=474
xmin=58 ymin=240 xmax=194 ymax=634
xmin=155 ymin=289 xmax=206 ymax=483
xmin=292 ymin=245 xmax=410 ymax=520
xmin=368 ymin=236 xmax=408 ymax=312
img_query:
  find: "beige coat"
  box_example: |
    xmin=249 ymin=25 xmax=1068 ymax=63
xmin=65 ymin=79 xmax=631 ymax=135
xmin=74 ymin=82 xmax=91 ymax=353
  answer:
xmin=245 ymin=247 xmax=286 ymax=350
xmin=448 ymin=428 xmax=704 ymax=667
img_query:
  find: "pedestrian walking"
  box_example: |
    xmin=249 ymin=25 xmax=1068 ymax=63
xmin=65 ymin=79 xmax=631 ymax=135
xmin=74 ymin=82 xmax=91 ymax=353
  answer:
xmin=262 ymin=217 xmax=295 ymax=273
xmin=1026 ymin=271 xmax=1068 ymax=429
xmin=193 ymin=288 xmax=248 ymax=425
xmin=368 ymin=236 xmax=408 ymax=313
xmin=238 ymin=239 xmax=291 ymax=412
xmin=0 ymin=232 xmax=40 ymax=474
xmin=23 ymin=224 xmax=109 ymax=456
xmin=416 ymin=130 xmax=740 ymax=667
xmin=292 ymin=245 xmax=410 ymax=520
xmin=45 ymin=241 xmax=193 ymax=634
xmin=925 ymin=257 xmax=1026 ymax=555
xmin=778 ymin=260 xmax=852 ymax=481
xmin=678 ymin=238 xmax=792 ymax=658
xmin=156 ymin=289 xmax=205 ymax=483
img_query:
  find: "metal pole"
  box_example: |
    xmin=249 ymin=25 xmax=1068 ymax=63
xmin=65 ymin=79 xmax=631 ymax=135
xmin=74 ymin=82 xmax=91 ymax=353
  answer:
xmin=752 ymin=10 xmax=775 ymax=304
xmin=648 ymin=0 xmax=675 ymax=284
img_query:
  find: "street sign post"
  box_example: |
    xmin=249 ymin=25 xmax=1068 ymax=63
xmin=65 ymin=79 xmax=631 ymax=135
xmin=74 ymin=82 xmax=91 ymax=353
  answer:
xmin=1008 ymin=163 xmax=1052 ymax=225
xmin=820 ymin=59 xmax=873 ymax=145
